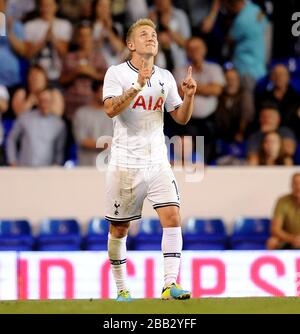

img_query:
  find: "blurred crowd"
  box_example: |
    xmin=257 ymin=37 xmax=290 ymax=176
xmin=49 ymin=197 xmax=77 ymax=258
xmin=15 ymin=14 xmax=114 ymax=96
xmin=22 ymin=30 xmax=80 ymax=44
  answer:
xmin=0 ymin=0 xmax=299 ymax=167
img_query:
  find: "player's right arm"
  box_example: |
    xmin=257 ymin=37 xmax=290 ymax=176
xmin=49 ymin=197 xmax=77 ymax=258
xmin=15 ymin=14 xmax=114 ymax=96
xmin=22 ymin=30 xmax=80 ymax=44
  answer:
xmin=103 ymin=60 xmax=151 ymax=118
xmin=104 ymin=87 xmax=140 ymax=118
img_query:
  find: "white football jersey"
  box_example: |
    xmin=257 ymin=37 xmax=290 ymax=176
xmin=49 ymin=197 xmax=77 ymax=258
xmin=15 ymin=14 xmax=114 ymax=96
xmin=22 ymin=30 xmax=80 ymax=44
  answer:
xmin=103 ymin=61 xmax=183 ymax=168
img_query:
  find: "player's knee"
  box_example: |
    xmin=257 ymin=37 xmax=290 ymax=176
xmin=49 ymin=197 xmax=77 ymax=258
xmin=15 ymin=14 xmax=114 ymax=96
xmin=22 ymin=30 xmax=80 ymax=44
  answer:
xmin=266 ymin=236 xmax=280 ymax=250
xmin=163 ymin=212 xmax=181 ymax=228
xmin=110 ymin=222 xmax=130 ymax=238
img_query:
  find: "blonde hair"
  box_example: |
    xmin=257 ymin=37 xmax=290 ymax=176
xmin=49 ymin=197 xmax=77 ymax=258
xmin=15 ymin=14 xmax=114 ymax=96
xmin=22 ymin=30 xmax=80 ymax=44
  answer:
xmin=126 ymin=18 xmax=156 ymax=42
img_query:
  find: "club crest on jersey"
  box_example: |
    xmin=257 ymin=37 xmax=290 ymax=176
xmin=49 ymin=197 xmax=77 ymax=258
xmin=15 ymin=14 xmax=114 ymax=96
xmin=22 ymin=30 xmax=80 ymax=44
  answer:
xmin=159 ymin=81 xmax=165 ymax=94
xmin=132 ymin=95 xmax=164 ymax=112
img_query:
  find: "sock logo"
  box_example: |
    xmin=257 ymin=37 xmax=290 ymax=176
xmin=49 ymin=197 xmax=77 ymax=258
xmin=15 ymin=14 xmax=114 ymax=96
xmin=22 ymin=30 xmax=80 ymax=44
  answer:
xmin=114 ymin=201 xmax=120 ymax=216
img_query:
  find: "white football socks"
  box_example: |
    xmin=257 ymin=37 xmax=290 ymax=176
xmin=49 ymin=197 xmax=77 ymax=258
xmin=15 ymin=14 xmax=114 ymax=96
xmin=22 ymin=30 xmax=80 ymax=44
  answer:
xmin=161 ymin=227 xmax=183 ymax=288
xmin=108 ymin=233 xmax=127 ymax=293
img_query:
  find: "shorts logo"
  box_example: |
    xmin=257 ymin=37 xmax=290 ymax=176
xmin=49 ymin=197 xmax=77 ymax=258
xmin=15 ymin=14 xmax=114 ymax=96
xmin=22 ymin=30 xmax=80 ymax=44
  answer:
xmin=114 ymin=201 xmax=120 ymax=216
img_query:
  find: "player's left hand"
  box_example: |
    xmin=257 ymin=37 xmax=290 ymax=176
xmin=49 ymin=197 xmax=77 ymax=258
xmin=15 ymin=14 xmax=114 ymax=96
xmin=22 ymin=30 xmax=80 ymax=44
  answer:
xmin=181 ymin=66 xmax=197 ymax=97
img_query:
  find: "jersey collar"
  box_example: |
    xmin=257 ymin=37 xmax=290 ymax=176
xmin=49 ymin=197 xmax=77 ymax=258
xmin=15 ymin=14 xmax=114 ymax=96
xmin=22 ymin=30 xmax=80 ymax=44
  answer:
xmin=127 ymin=60 xmax=155 ymax=75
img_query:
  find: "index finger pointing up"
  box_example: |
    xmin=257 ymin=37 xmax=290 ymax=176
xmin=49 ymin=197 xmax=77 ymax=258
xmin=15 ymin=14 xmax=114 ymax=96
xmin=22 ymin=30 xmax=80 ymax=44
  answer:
xmin=187 ymin=66 xmax=192 ymax=78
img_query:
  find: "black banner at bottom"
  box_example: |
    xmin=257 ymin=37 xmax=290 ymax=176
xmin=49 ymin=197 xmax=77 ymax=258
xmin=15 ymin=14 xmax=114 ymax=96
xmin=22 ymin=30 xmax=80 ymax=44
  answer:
xmin=0 ymin=314 xmax=299 ymax=331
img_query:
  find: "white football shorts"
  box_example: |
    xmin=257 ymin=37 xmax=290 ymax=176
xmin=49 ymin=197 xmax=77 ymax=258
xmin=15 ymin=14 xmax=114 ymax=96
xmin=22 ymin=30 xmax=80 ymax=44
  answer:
xmin=105 ymin=165 xmax=180 ymax=222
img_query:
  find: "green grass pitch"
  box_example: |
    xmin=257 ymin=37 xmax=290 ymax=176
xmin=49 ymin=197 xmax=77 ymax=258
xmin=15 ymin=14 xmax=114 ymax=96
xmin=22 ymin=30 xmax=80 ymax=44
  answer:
xmin=0 ymin=297 xmax=300 ymax=314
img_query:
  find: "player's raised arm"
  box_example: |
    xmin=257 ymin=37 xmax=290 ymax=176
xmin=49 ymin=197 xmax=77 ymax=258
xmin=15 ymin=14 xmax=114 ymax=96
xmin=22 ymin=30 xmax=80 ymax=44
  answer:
xmin=104 ymin=60 xmax=151 ymax=118
xmin=170 ymin=66 xmax=196 ymax=125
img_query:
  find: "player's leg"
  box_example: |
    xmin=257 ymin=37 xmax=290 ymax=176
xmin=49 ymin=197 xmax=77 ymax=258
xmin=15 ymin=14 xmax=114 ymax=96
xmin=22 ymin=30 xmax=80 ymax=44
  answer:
xmin=105 ymin=167 xmax=146 ymax=300
xmin=147 ymin=166 xmax=190 ymax=299
xmin=108 ymin=221 xmax=131 ymax=301
xmin=156 ymin=205 xmax=190 ymax=300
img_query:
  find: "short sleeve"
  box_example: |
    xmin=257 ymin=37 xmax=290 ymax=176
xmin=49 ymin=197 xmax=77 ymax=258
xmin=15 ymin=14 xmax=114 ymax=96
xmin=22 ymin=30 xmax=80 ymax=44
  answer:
xmin=165 ymin=71 xmax=182 ymax=113
xmin=103 ymin=66 xmax=123 ymax=102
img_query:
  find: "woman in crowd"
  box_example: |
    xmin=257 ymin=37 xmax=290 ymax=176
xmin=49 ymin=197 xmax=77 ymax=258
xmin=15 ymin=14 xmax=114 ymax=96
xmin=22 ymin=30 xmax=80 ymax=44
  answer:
xmin=248 ymin=131 xmax=294 ymax=166
xmin=12 ymin=65 xmax=64 ymax=117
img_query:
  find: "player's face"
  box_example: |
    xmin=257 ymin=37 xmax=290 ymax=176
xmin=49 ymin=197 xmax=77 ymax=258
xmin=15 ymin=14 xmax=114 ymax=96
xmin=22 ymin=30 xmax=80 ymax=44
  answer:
xmin=131 ymin=25 xmax=158 ymax=57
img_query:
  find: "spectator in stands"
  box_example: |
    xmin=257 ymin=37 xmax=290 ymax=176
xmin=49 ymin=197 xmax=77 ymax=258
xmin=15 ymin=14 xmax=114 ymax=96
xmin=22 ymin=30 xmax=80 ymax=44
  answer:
xmin=0 ymin=85 xmax=9 ymax=165
xmin=169 ymin=135 xmax=202 ymax=168
xmin=224 ymin=0 xmax=268 ymax=89
xmin=256 ymin=64 xmax=300 ymax=140
xmin=58 ymin=0 xmax=92 ymax=23
xmin=247 ymin=104 xmax=296 ymax=165
xmin=6 ymin=0 xmax=36 ymax=21
xmin=183 ymin=0 xmax=221 ymax=35
xmin=24 ymin=0 xmax=73 ymax=85
xmin=267 ymin=173 xmax=300 ymax=249
xmin=7 ymin=88 xmax=66 ymax=167
xmin=12 ymin=65 xmax=64 ymax=117
xmin=126 ymin=0 xmax=149 ymax=24
xmin=92 ymin=0 xmax=127 ymax=67
xmin=155 ymin=29 xmax=175 ymax=72
xmin=215 ymin=67 xmax=254 ymax=143
xmin=72 ymin=80 xmax=113 ymax=166
xmin=60 ymin=21 xmax=107 ymax=120
xmin=149 ymin=0 xmax=191 ymax=68
xmin=174 ymin=37 xmax=225 ymax=162
xmin=0 ymin=0 xmax=27 ymax=89
xmin=248 ymin=131 xmax=293 ymax=166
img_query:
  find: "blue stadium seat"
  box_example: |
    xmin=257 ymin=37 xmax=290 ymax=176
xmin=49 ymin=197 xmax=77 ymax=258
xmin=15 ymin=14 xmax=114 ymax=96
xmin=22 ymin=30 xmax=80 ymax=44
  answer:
xmin=294 ymin=142 xmax=300 ymax=165
xmin=132 ymin=219 xmax=162 ymax=250
xmin=0 ymin=219 xmax=34 ymax=251
xmin=230 ymin=217 xmax=270 ymax=250
xmin=183 ymin=218 xmax=228 ymax=250
xmin=2 ymin=118 xmax=14 ymax=147
xmin=84 ymin=218 xmax=133 ymax=250
xmin=215 ymin=139 xmax=247 ymax=161
xmin=36 ymin=219 xmax=81 ymax=251
xmin=84 ymin=218 xmax=109 ymax=251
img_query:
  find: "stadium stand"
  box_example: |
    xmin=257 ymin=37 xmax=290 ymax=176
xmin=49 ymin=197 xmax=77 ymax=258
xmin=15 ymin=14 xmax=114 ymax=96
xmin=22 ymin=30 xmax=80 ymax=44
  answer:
xmin=183 ymin=218 xmax=228 ymax=250
xmin=36 ymin=218 xmax=81 ymax=251
xmin=0 ymin=219 xmax=34 ymax=251
xmin=230 ymin=217 xmax=271 ymax=250
xmin=132 ymin=219 xmax=162 ymax=250
xmin=84 ymin=217 xmax=109 ymax=251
